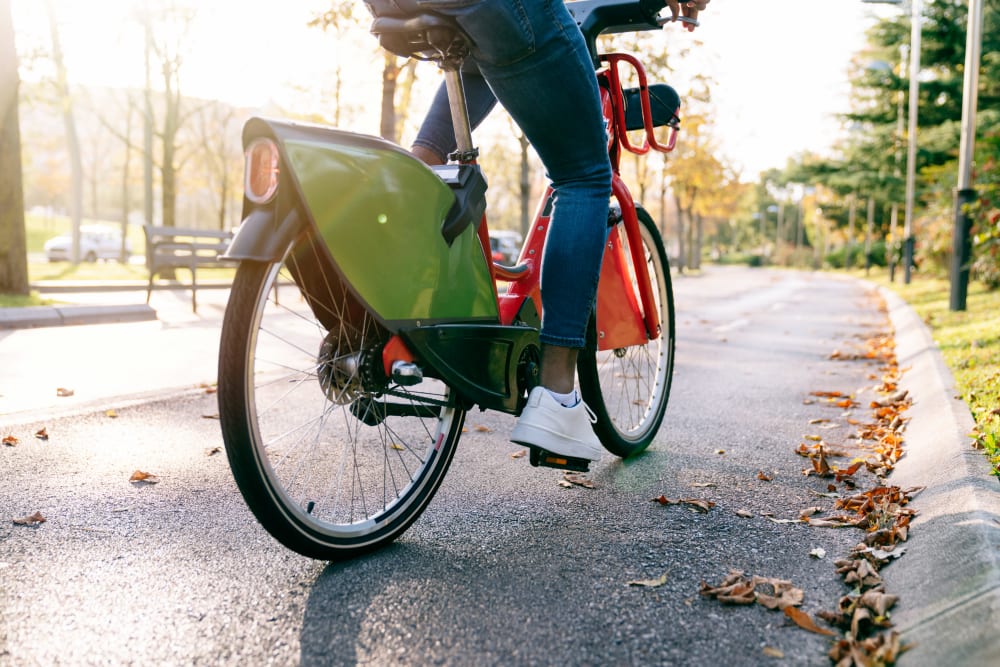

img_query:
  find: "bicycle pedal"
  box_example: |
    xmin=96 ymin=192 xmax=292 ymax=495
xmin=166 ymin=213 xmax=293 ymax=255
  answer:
xmin=528 ymin=447 xmax=591 ymax=473
xmin=390 ymin=360 xmax=423 ymax=386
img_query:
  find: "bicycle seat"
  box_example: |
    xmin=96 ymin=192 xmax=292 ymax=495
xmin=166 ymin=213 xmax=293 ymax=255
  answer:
xmin=365 ymin=0 xmax=469 ymax=62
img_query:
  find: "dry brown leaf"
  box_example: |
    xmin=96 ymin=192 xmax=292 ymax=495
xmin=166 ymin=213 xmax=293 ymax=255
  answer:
xmin=13 ymin=511 xmax=46 ymax=526
xmin=810 ymin=548 xmax=827 ymax=559
xmin=56 ymin=387 xmax=74 ymax=397
xmin=199 ymin=383 xmax=218 ymax=394
xmin=784 ymin=606 xmax=836 ymax=636
xmin=474 ymin=425 xmax=491 ymax=433
xmin=562 ymin=473 xmax=595 ymax=489
xmin=715 ymin=449 xmax=726 ymax=455
xmin=201 ymin=414 xmax=220 ymax=420
xmin=34 ymin=428 xmax=49 ymax=441
xmin=690 ymin=482 xmax=716 ymax=488
xmin=799 ymin=506 xmax=823 ymax=518
xmin=205 ymin=447 xmax=222 ymax=457
xmin=510 ymin=449 xmax=527 ymax=459
xmin=761 ymin=646 xmax=784 ymax=659
xmin=390 ymin=443 xmax=405 ymax=451
xmin=129 ymin=470 xmax=160 ymax=484
xmin=105 ymin=409 xmax=118 ymax=418
xmin=735 ymin=509 xmax=754 ymax=518
xmin=757 ymin=470 xmax=773 ymax=482
xmin=3 ymin=434 xmax=19 ymax=447
xmin=627 ymin=572 xmax=668 ymax=588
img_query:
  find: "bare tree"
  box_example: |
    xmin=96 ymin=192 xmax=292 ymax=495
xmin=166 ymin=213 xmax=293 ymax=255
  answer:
xmin=44 ymin=0 xmax=84 ymax=263
xmin=0 ymin=0 xmax=29 ymax=295
xmin=192 ymin=100 xmax=240 ymax=230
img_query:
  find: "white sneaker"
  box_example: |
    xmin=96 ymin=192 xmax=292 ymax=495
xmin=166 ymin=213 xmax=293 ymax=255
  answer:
xmin=511 ymin=386 xmax=603 ymax=462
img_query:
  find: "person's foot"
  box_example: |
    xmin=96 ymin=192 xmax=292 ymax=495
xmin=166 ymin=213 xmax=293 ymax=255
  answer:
xmin=511 ymin=386 xmax=603 ymax=465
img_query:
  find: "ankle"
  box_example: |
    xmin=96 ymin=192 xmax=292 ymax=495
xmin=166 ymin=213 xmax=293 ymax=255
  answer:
xmin=545 ymin=387 xmax=579 ymax=408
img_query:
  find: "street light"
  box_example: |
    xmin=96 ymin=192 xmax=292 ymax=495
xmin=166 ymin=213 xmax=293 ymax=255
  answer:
xmin=950 ymin=0 xmax=986 ymax=311
xmin=863 ymin=0 xmax=921 ymax=283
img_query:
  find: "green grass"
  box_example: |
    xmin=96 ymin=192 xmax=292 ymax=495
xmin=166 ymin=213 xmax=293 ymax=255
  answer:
xmin=867 ymin=270 xmax=1000 ymax=476
xmin=0 ymin=292 xmax=56 ymax=308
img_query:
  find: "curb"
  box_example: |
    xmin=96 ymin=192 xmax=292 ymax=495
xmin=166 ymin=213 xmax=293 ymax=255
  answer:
xmin=0 ymin=304 xmax=157 ymax=330
xmin=878 ymin=286 xmax=1000 ymax=666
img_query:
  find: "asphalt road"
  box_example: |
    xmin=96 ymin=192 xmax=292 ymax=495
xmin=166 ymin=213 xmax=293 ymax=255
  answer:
xmin=1 ymin=268 xmax=914 ymax=665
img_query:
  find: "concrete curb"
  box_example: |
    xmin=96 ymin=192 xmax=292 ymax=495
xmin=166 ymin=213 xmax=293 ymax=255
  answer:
xmin=878 ymin=286 xmax=1000 ymax=666
xmin=0 ymin=304 xmax=157 ymax=330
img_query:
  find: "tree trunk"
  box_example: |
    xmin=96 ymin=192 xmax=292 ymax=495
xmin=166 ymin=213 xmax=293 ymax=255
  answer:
xmin=380 ymin=52 xmax=399 ymax=142
xmin=694 ymin=212 xmax=703 ymax=270
xmin=673 ymin=193 xmax=685 ymax=274
xmin=518 ymin=130 xmax=531 ymax=237
xmin=120 ymin=104 xmax=132 ymax=263
xmin=46 ymin=0 xmax=84 ymax=264
xmin=0 ymin=0 xmax=29 ymax=295
xmin=394 ymin=59 xmax=418 ymax=142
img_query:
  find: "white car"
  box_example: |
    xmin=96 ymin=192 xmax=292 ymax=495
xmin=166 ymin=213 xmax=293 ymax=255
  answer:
xmin=44 ymin=225 xmax=132 ymax=263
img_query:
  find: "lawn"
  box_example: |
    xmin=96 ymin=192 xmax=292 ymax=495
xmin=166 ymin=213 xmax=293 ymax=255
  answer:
xmin=872 ymin=271 xmax=1000 ymax=476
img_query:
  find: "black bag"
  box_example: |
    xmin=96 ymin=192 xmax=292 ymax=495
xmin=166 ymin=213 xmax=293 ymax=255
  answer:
xmin=621 ymin=83 xmax=681 ymax=131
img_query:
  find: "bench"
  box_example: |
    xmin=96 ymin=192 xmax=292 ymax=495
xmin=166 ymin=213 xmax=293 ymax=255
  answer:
xmin=144 ymin=225 xmax=234 ymax=313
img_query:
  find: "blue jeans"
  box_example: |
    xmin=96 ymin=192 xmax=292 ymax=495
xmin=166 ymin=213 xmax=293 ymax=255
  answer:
xmin=412 ymin=0 xmax=612 ymax=349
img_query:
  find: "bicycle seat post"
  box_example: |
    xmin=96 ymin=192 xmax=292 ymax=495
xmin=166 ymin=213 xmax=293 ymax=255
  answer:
xmin=441 ymin=63 xmax=477 ymax=163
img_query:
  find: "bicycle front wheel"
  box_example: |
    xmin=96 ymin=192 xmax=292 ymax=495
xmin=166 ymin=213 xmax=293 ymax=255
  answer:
xmin=579 ymin=205 xmax=675 ymax=458
xmin=218 ymin=230 xmax=465 ymax=560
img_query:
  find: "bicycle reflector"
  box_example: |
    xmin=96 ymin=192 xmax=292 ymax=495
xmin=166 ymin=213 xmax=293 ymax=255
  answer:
xmin=244 ymin=138 xmax=280 ymax=205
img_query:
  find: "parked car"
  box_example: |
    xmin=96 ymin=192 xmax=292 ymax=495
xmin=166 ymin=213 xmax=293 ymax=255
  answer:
xmin=44 ymin=225 xmax=132 ymax=263
xmin=489 ymin=230 xmax=523 ymax=265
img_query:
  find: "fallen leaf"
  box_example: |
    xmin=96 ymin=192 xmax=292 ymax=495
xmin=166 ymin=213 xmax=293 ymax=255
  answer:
xmin=510 ymin=449 xmax=527 ymax=459
xmin=201 ymin=414 xmax=220 ymax=420
xmin=735 ymin=509 xmax=754 ymax=518
xmin=651 ymin=496 xmax=715 ymax=512
xmin=105 ymin=409 xmax=118 ymax=418
xmin=811 ymin=390 xmax=844 ymax=398
xmin=765 ymin=517 xmax=802 ymax=525
xmin=799 ymin=506 xmax=823 ymax=518
xmin=627 ymin=572 xmax=668 ymax=588
xmin=56 ymin=387 xmax=74 ymax=397
xmin=715 ymin=449 xmax=726 ymax=455
xmin=784 ymin=606 xmax=836 ymax=636
xmin=205 ymin=447 xmax=222 ymax=457
xmin=562 ymin=473 xmax=595 ymax=489
xmin=129 ymin=470 xmax=160 ymax=484
xmin=690 ymin=482 xmax=716 ymax=488
xmin=3 ymin=434 xmax=19 ymax=447
xmin=390 ymin=443 xmax=405 ymax=451
xmin=810 ymin=548 xmax=827 ymax=559
xmin=804 ymin=434 xmax=823 ymax=442
xmin=34 ymin=428 xmax=49 ymax=441
xmin=199 ymin=383 xmax=218 ymax=394
xmin=12 ymin=511 xmax=46 ymax=526
xmin=558 ymin=480 xmax=573 ymax=488
xmin=762 ymin=647 xmax=784 ymax=659
xmin=474 ymin=425 xmax=491 ymax=433
xmin=757 ymin=471 xmax=773 ymax=482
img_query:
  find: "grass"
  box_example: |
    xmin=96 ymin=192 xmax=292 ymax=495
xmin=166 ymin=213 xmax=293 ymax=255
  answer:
xmin=865 ymin=270 xmax=1000 ymax=477
xmin=0 ymin=292 xmax=56 ymax=308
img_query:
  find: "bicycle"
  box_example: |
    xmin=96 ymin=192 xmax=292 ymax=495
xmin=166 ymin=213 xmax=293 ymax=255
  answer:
xmin=218 ymin=0 xmax=684 ymax=560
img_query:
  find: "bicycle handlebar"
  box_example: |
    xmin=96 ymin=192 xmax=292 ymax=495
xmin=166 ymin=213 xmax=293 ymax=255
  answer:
xmin=567 ymin=0 xmax=687 ymax=66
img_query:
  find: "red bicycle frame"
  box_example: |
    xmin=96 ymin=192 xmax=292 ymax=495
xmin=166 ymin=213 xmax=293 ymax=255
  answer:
xmin=495 ymin=53 xmax=677 ymax=350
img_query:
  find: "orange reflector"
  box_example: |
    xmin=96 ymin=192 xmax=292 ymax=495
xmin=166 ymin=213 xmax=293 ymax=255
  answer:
xmin=244 ymin=138 xmax=279 ymax=204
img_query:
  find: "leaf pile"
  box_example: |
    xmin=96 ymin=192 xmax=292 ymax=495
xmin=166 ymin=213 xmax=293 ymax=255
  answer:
xmin=700 ymin=570 xmax=805 ymax=611
xmin=818 ymin=314 xmax=915 ymax=665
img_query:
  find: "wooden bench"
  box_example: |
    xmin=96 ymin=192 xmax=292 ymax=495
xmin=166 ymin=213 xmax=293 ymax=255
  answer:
xmin=144 ymin=225 xmax=234 ymax=313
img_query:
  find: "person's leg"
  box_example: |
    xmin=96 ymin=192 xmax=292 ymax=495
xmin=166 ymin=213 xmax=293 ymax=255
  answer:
xmin=438 ymin=0 xmax=612 ymax=463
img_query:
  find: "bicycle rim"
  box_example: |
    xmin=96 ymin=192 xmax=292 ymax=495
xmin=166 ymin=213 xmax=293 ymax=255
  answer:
xmin=218 ymin=233 xmax=465 ymax=560
xmin=579 ymin=206 xmax=675 ymax=457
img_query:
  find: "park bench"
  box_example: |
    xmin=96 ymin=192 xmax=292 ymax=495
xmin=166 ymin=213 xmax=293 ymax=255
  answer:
xmin=144 ymin=225 xmax=234 ymax=313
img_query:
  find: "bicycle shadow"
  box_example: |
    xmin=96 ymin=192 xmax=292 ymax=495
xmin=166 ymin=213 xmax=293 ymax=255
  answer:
xmin=297 ymin=452 xmax=669 ymax=666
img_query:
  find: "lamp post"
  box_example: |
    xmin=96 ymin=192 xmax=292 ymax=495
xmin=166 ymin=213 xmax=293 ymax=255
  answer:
xmin=864 ymin=0 xmax=921 ymax=283
xmin=950 ymin=0 xmax=986 ymax=311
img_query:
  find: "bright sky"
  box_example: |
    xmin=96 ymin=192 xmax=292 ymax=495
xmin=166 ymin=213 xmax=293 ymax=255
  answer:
xmin=11 ymin=0 xmax=898 ymax=178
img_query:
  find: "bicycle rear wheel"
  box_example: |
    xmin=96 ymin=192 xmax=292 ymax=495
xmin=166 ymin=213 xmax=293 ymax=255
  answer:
xmin=218 ymin=230 xmax=465 ymax=560
xmin=578 ymin=205 xmax=675 ymax=458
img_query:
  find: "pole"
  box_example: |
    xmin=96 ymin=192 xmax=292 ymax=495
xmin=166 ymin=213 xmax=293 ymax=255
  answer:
xmin=902 ymin=0 xmax=921 ymax=283
xmin=950 ymin=0 xmax=985 ymax=311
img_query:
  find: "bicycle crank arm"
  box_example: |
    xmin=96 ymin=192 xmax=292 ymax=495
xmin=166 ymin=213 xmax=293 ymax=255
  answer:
xmin=350 ymin=397 xmax=442 ymax=426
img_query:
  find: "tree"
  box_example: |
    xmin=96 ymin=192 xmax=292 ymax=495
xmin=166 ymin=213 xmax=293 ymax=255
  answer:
xmin=0 ymin=0 xmax=28 ymax=295
xmin=44 ymin=0 xmax=84 ymax=263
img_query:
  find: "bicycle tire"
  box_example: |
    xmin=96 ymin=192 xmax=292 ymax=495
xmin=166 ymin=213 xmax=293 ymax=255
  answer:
xmin=578 ymin=205 xmax=675 ymax=458
xmin=218 ymin=230 xmax=466 ymax=560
